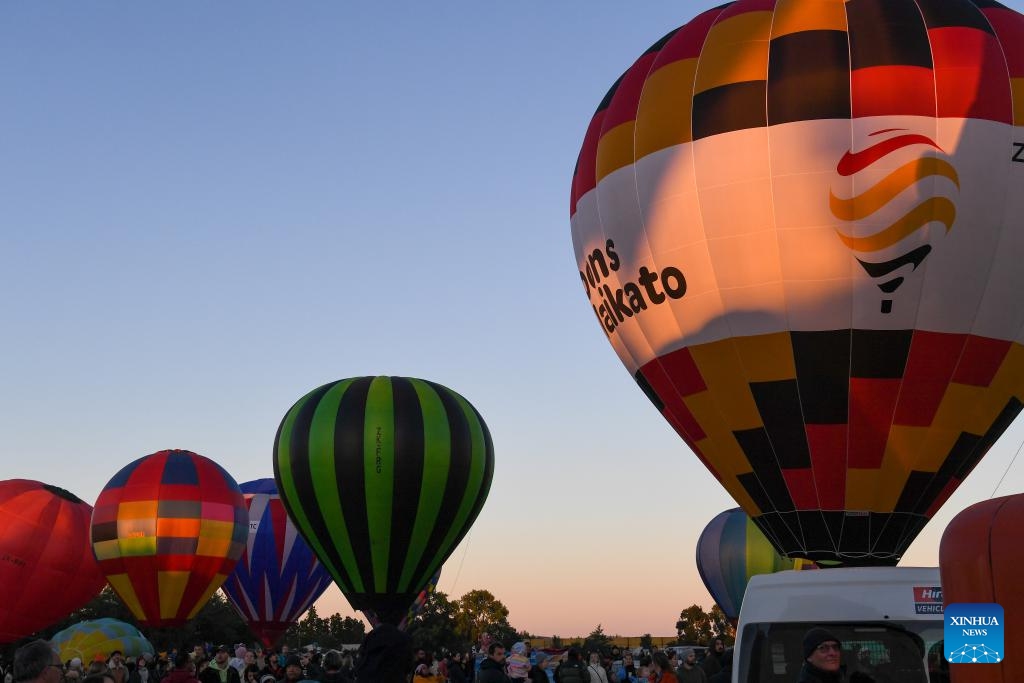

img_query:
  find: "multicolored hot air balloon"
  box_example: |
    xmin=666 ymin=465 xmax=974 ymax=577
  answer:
xmin=51 ymin=618 xmax=154 ymax=663
xmin=0 ymin=480 xmax=108 ymax=643
xmin=570 ymin=0 xmax=1024 ymax=565
xmin=697 ymin=508 xmax=817 ymax=623
xmin=221 ymin=479 xmax=334 ymax=648
xmin=274 ymin=376 xmax=494 ymax=625
xmin=90 ymin=450 xmax=248 ymax=627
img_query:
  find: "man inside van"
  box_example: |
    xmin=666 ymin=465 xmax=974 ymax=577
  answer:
xmin=798 ymin=628 xmax=874 ymax=683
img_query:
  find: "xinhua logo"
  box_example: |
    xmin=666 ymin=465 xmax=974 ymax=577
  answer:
xmin=944 ymin=603 xmax=1004 ymax=663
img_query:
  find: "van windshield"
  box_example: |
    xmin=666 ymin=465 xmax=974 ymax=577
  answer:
xmin=737 ymin=621 xmax=948 ymax=683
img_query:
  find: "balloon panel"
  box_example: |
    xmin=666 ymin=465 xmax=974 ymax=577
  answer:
xmin=696 ymin=508 xmax=811 ymax=620
xmin=221 ymin=479 xmax=334 ymax=647
xmin=274 ymin=376 xmax=494 ymax=624
xmin=91 ymin=450 xmax=248 ymax=627
xmin=0 ymin=481 xmax=107 ymax=643
xmin=52 ymin=618 xmax=153 ymax=662
xmin=570 ymin=0 xmax=1024 ymax=564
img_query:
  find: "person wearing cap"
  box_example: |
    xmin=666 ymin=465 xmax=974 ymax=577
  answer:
xmin=278 ymin=657 xmax=303 ymax=683
xmin=796 ymin=628 xmax=873 ymax=683
xmin=674 ymin=649 xmax=706 ymax=683
xmin=199 ymin=648 xmax=240 ymax=683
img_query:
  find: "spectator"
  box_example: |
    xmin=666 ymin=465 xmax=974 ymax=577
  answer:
xmin=674 ymin=649 xmax=706 ymax=683
xmin=707 ymin=649 xmax=732 ymax=683
xmin=651 ymin=653 xmax=678 ymax=683
xmin=528 ymin=653 xmax=551 ymax=683
xmin=585 ymin=653 xmax=608 ymax=683
xmin=200 ymin=648 xmax=240 ymax=683
xmin=553 ymin=649 xmax=589 ymax=683
xmin=478 ymin=643 xmax=511 ymax=683
xmin=700 ymin=641 xmax=724 ymax=679
xmin=162 ymin=654 xmax=201 ymax=683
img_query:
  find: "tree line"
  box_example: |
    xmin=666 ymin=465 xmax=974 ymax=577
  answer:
xmin=2 ymin=586 xmax=734 ymax=661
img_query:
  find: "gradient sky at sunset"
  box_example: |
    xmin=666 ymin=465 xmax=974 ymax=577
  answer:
xmin=3 ymin=1 xmax=1023 ymax=639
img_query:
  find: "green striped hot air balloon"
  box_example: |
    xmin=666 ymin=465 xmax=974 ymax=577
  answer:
xmin=273 ymin=376 xmax=494 ymax=625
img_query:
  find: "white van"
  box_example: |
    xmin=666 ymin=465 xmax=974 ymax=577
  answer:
xmin=732 ymin=567 xmax=947 ymax=683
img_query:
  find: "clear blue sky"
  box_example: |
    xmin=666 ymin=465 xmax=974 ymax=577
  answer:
xmin=2 ymin=2 xmax=1022 ymax=637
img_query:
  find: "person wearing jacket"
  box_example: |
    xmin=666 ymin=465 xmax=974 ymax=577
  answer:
xmin=163 ymin=655 xmax=201 ymax=683
xmin=528 ymin=653 xmax=551 ymax=683
xmin=553 ymin=650 xmax=589 ymax=683
xmin=795 ymin=629 xmax=874 ymax=683
xmin=651 ymin=654 xmax=678 ymax=683
xmin=478 ymin=644 xmax=511 ymax=683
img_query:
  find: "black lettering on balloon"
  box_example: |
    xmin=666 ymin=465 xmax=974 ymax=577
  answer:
xmin=661 ymin=267 xmax=687 ymax=299
xmin=581 ymin=260 xmax=688 ymax=337
xmin=638 ymin=266 xmax=665 ymax=304
xmin=605 ymin=239 xmax=621 ymax=271
xmin=1013 ymin=142 xmax=1024 ymax=163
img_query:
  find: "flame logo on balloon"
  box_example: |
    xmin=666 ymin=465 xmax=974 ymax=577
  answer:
xmin=830 ymin=130 xmax=960 ymax=313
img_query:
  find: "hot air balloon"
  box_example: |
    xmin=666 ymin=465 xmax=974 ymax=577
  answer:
xmin=51 ymin=618 xmax=154 ymax=663
xmin=221 ymin=479 xmax=334 ymax=648
xmin=0 ymin=480 xmax=108 ymax=643
xmin=90 ymin=450 xmax=248 ymax=627
xmin=939 ymin=493 xmax=1023 ymax=680
xmin=363 ymin=568 xmax=441 ymax=631
xmin=697 ymin=508 xmax=817 ymax=623
xmin=570 ymin=0 xmax=1024 ymax=565
xmin=273 ymin=376 xmax=494 ymax=625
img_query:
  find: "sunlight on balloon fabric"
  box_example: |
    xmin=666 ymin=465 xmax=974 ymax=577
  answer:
xmin=570 ymin=0 xmax=1024 ymax=565
xmin=90 ymin=450 xmax=248 ymax=626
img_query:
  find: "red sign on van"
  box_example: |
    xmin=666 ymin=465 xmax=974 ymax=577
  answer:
xmin=914 ymin=586 xmax=943 ymax=614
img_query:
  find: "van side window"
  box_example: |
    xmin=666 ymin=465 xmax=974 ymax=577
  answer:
xmin=737 ymin=622 xmax=943 ymax=683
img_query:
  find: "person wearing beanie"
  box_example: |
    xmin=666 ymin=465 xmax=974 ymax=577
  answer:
xmin=528 ymin=652 xmax=550 ymax=683
xmin=796 ymin=628 xmax=874 ymax=683
xmin=674 ymin=649 xmax=706 ymax=683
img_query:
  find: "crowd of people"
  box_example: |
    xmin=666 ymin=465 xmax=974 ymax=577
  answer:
xmin=0 ymin=627 xmax=865 ymax=683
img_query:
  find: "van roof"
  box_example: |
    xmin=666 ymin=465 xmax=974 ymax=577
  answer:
xmin=738 ymin=566 xmax=942 ymax=624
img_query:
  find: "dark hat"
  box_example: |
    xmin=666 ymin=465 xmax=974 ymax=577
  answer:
xmin=803 ymin=628 xmax=841 ymax=660
xmin=285 ymin=656 xmax=302 ymax=668
xmin=216 ymin=645 xmax=231 ymax=654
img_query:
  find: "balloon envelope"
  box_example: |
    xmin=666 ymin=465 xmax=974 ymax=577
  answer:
xmin=570 ymin=0 xmax=1024 ymax=565
xmin=51 ymin=618 xmax=154 ymax=663
xmin=363 ymin=568 xmax=441 ymax=632
xmin=696 ymin=508 xmax=817 ymax=621
xmin=273 ymin=376 xmax=494 ymax=625
xmin=90 ymin=450 xmax=248 ymax=627
xmin=221 ymin=479 xmax=334 ymax=648
xmin=0 ymin=480 xmax=108 ymax=643
xmin=939 ymin=494 xmax=1023 ymax=681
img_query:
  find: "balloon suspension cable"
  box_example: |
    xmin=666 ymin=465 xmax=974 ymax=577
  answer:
xmin=990 ymin=431 xmax=1024 ymax=498
xmin=448 ymin=528 xmax=474 ymax=597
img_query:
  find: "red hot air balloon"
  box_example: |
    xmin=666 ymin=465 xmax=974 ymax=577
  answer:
xmin=90 ymin=450 xmax=248 ymax=627
xmin=939 ymin=493 xmax=1024 ymax=682
xmin=0 ymin=480 xmax=108 ymax=643
xmin=570 ymin=0 xmax=1024 ymax=566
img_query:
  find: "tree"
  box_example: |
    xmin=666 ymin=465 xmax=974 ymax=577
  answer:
xmin=407 ymin=591 xmax=465 ymax=655
xmin=708 ymin=605 xmax=735 ymax=644
xmin=583 ymin=624 xmax=612 ymax=655
xmin=675 ymin=604 xmax=714 ymax=645
xmin=640 ymin=634 xmax=653 ymax=651
xmin=453 ymin=590 xmax=510 ymax=646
